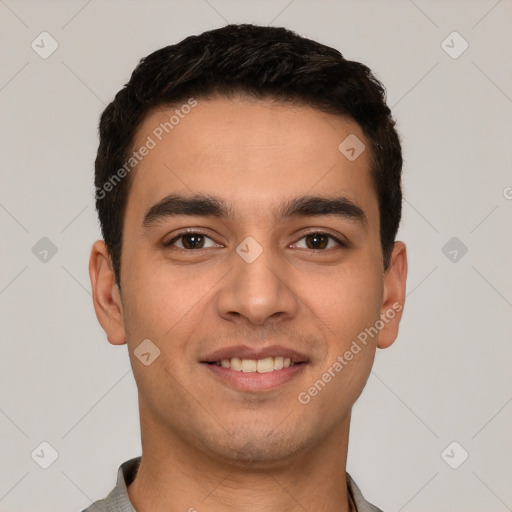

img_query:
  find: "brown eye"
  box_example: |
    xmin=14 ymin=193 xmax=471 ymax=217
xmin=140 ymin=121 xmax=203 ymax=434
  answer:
xmin=293 ymin=232 xmax=345 ymax=250
xmin=165 ymin=232 xmax=218 ymax=250
xmin=305 ymin=233 xmax=329 ymax=249
xmin=180 ymin=234 xmax=205 ymax=249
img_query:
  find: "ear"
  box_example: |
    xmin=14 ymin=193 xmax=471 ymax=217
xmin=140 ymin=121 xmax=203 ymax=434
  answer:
xmin=89 ymin=239 xmax=126 ymax=345
xmin=377 ymin=241 xmax=407 ymax=349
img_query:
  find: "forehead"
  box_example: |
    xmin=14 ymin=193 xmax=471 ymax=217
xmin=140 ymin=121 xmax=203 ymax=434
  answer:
xmin=126 ymin=96 xmax=377 ymax=226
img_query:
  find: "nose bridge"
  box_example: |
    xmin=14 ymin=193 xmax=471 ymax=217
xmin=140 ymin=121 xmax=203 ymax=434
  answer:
xmin=217 ymin=234 xmax=298 ymax=325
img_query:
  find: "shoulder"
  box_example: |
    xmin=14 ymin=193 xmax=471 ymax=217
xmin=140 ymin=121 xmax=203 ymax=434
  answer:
xmin=346 ymin=472 xmax=385 ymax=512
xmin=80 ymin=457 xmax=141 ymax=512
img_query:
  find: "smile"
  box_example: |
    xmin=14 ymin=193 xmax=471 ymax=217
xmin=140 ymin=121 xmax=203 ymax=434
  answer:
xmin=207 ymin=356 xmax=298 ymax=372
xmin=202 ymin=360 xmax=308 ymax=392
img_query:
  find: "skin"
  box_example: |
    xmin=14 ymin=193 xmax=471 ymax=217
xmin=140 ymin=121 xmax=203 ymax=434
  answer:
xmin=89 ymin=96 xmax=407 ymax=512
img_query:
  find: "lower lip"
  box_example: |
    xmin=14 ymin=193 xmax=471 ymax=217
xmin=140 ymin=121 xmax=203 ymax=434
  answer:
xmin=201 ymin=362 xmax=307 ymax=392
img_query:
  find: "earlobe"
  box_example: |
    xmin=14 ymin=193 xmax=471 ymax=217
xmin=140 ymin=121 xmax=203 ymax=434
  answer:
xmin=89 ymin=240 xmax=127 ymax=345
xmin=377 ymin=241 xmax=408 ymax=349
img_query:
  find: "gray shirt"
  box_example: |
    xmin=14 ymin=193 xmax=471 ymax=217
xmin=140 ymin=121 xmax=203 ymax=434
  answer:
xmin=81 ymin=456 xmax=384 ymax=512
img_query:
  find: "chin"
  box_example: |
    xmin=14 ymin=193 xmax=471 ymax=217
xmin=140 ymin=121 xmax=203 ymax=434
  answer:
xmin=199 ymin=422 xmax=311 ymax=469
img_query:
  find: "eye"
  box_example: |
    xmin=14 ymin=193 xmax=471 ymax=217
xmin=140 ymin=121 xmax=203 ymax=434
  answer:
xmin=292 ymin=232 xmax=346 ymax=250
xmin=163 ymin=231 xmax=346 ymax=251
xmin=164 ymin=231 xmax=221 ymax=250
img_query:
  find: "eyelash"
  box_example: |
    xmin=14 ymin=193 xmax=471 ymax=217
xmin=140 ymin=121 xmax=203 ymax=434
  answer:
xmin=163 ymin=230 xmax=347 ymax=251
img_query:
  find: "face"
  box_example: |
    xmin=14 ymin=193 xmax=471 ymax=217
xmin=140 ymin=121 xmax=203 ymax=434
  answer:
xmin=90 ymin=96 xmax=407 ymax=467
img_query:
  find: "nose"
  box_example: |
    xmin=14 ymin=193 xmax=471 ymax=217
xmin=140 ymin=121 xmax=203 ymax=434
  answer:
xmin=216 ymin=242 xmax=299 ymax=326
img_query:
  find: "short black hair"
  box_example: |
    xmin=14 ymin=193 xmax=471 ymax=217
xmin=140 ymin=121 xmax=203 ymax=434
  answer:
xmin=94 ymin=23 xmax=403 ymax=288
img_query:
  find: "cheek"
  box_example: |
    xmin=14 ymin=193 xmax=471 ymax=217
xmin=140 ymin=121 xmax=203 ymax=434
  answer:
xmin=120 ymin=265 xmax=174 ymax=351
xmin=304 ymin=270 xmax=381 ymax=410
xmin=121 ymin=253 xmax=223 ymax=356
xmin=306 ymin=260 xmax=383 ymax=340
xmin=120 ymin=262 xmax=198 ymax=399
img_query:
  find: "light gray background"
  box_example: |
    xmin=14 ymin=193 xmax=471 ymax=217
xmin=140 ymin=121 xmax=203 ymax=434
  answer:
xmin=1 ymin=1 xmax=511 ymax=511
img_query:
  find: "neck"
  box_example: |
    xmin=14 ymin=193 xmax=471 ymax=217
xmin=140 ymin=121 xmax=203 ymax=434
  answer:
xmin=127 ymin=410 xmax=353 ymax=512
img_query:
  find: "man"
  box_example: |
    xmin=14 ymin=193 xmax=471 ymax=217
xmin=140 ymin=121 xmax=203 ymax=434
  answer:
xmin=87 ymin=23 xmax=407 ymax=512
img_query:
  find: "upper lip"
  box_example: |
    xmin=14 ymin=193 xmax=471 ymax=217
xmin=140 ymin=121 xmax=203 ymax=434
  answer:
xmin=201 ymin=345 xmax=309 ymax=364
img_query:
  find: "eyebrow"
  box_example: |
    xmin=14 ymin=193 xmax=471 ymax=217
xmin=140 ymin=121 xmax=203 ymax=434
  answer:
xmin=142 ymin=193 xmax=368 ymax=229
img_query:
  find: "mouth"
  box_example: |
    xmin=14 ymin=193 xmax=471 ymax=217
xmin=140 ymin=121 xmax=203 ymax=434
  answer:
xmin=204 ymin=356 xmax=303 ymax=373
xmin=200 ymin=346 xmax=309 ymax=392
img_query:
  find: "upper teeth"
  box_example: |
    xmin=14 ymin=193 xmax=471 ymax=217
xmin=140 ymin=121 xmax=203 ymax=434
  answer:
xmin=215 ymin=357 xmax=294 ymax=372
